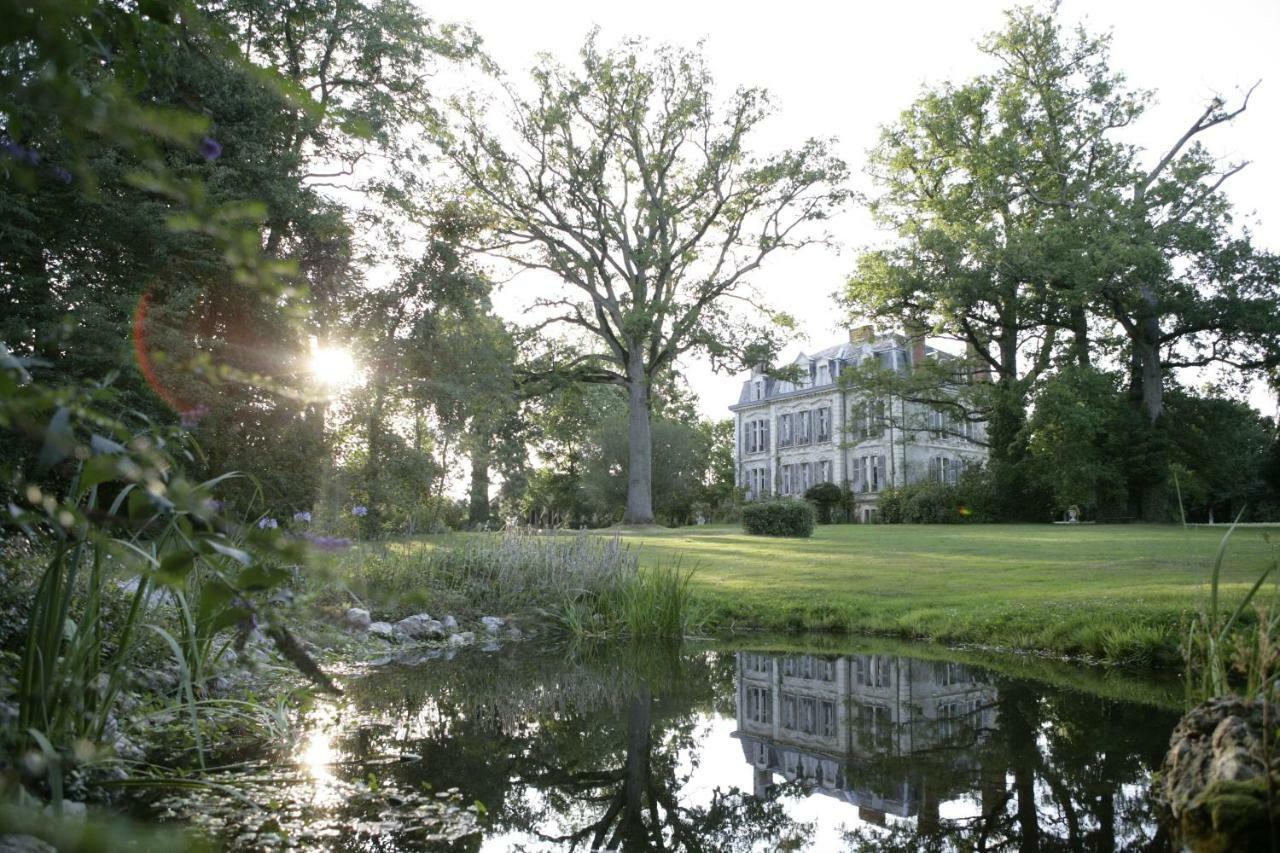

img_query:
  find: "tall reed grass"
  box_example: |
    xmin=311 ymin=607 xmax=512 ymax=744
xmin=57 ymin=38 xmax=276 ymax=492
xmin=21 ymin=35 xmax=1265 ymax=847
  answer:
xmin=1184 ymin=512 xmax=1278 ymax=702
xmin=338 ymin=531 xmax=701 ymax=639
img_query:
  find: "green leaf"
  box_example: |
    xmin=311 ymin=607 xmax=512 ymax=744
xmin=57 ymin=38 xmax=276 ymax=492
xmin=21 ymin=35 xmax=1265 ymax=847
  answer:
xmin=127 ymin=488 xmax=153 ymax=521
xmin=236 ymin=563 xmax=291 ymax=592
xmin=199 ymin=537 xmax=251 ymax=566
xmin=80 ymin=454 xmax=122 ymax=493
xmin=38 ymin=407 xmax=75 ymax=469
xmin=155 ymin=551 xmax=195 ymax=587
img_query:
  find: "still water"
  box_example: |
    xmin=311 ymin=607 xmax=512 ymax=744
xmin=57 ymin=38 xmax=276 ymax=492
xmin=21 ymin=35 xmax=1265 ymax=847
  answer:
xmin=148 ymin=641 xmax=1182 ymax=850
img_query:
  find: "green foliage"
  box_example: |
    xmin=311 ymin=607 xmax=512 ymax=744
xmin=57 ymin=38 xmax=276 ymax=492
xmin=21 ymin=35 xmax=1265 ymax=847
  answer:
xmin=742 ymin=500 xmax=815 ymax=538
xmin=846 ymin=5 xmax=1280 ymax=523
xmin=1184 ymin=518 xmax=1279 ymax=702
xmin=0 ymin=350 xmax=338 ymax=809
xmin=1166 ymin=391 xmax=1280 ymax=522
xmin=803 ymin=482 xmax=843 ymax=524
xmin=1024 ymin=366 xmax=1140 ymax=518
xmin=444 ymin=31 xmax=849 ymax=521
xmin=876 ymin=468 xmax=995 ymax=524
xmin=332 ymin=532 xmax=700 ymax=638
xmin=616 ymin=523 xmax=1276 ymax=664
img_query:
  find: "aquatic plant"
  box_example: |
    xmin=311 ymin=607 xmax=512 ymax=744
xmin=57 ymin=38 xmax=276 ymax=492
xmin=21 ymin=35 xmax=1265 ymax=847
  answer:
xmin=1183 ymin=512 xmax=1279 ymax=702
xmin=1 ymin=350 xmax=337 ymax=809
xmin=335 ymin=530 xmax=701 ymax=639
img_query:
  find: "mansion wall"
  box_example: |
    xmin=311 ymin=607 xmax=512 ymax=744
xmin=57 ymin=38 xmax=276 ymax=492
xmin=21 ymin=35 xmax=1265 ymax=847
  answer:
xmin=732 ymin=651 xmax=999 ymax=818
xmin=729 ymin=330 xmax=988 ymax=520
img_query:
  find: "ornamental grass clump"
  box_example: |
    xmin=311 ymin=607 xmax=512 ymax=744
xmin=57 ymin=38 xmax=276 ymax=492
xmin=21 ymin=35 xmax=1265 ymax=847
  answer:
xmin=741 ymin=500 xmax=815 ymax=538
xmin=338 ymin=530 xmax=700 ymax=639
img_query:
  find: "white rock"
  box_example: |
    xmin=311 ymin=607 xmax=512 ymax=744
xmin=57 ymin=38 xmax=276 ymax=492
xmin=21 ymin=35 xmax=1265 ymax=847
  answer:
xmin=394 ymin=615 xmax=445 ymax=640
xmin=41 ymin=801 xmax=86 ymax=821
xmin=442 ymin=615 xmax=459 ymax=631
xmin=368 ymin=622 xmax=396 ymax=640
xmin=0 ymin=835 xmax=57 ymax=853
xmin=448 ymin=631 xmax=475 ymax=647
xmin=344 ymin=607 xmax=372 ymax=631
xmin=479 ymin=616 xmax=504 ymax=633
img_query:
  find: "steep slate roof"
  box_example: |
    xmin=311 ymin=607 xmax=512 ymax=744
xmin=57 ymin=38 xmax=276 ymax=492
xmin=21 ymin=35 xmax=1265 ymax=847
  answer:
xmin=732 ymin=335 xmax=947 ymax=408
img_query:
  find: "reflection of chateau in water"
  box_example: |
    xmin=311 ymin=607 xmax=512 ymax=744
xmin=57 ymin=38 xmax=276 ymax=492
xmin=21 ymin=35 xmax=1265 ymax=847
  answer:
xmin=733 ymin=652 xmax=1000 ymax=824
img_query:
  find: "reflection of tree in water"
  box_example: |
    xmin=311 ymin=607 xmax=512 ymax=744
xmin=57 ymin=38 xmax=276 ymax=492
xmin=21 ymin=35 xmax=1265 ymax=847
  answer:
xmin=337 ymin=644 xmax=812 ymax=850
xmin=834 ymin=675 xmax=1175 ymax=852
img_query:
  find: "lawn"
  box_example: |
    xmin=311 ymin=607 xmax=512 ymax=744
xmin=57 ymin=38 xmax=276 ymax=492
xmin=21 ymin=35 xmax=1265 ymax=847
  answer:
xmin=610 ymin=523 xmax=1278 ymax=665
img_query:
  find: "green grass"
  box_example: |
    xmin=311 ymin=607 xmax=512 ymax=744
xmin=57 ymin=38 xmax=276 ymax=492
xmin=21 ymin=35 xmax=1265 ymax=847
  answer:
xmin=603 ymin=523 xmax=1278 ymax=666
xmin=333 ymin=523 xmax=1276 ymax=666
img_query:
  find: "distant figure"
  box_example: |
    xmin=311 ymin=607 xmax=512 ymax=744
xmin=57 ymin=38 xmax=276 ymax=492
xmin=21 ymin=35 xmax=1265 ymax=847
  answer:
xmin=1066 ymin=505 xmax=1080 ymax=523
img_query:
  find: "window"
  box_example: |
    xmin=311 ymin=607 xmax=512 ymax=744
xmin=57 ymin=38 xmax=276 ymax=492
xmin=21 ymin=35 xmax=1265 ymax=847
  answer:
xmin=782 ymin=693 xmax=798 ymax=730
xmin=928 ymin=409 xmax=946 ymax=439
xmin=856 ymin=703 xmax=894 ymax=750
xmin=795 ymin=410 xmax=812 ymax=445
xmin=820 ymin=701 xmax=837 ymax=737
xmin=817 ymin=364 xmax=829 ymax=385
xmin=800 ymin=462 xmax=812 ymax=494
xmin=746 ymin=467 xmax=769 ymax=500
xmin=856 ymin=454 xmax=887 ymax=493
xmin=935 ymin=662 xmax=969 ymax=686
xmin=752 ymin=380 xmax=764 ymax=401
xmin=746 ymin=687 xmax=773 ymax=724
xmin=859 ymin=400 xmax=885 ymax=438
xmin=780 ymin=465 xmax=792 ymax=496
xmin=818 ymin=460 xmax=833 ymax=484
xmin=930 ymin=456 xmax=957 ymax=485
xmin=816 ymin=407 xmax=831 ymax=442
xmin=744 ymin=418 xmax=770 ymax=454
xmin=778 ymin=413 xmax=793 ymax=448
xmin=853 ymin=655 xmax=892 ymax=687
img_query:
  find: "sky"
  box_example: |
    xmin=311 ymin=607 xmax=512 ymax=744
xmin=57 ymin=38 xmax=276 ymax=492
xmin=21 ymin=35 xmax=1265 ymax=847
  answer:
xmin=422 ymin=0 xmax=1280 ymax=421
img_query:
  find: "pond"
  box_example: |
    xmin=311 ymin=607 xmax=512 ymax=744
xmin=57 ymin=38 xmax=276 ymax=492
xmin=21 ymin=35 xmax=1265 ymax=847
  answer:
xmin=138 ymin=639 xmax=1183 ymax=851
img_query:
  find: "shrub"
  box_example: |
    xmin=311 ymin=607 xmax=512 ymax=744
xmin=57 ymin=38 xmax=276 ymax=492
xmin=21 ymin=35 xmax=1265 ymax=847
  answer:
xmin=804 ymin=482 xmax=844 ymax=524
xmin=876 ymin=467 xmax=996 ymax=524
xmin=742 ymin=500 xmax=815 ymax=537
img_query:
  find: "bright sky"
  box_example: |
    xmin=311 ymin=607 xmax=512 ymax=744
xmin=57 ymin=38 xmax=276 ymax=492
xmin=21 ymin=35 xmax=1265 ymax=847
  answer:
xmin=425 ymin=0 xmax=1280 ymax=421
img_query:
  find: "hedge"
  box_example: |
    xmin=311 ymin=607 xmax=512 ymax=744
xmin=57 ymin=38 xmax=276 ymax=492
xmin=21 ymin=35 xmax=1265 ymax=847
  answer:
xmin=742 ymin=499 xmax=815 ymax=537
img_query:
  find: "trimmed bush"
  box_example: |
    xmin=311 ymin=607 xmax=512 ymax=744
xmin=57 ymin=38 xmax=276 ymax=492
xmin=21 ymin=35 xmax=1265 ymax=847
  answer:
xmin=742 ymin=499 xmax=815 ymax=537
xmin=804 ymin=482 xmax=844 ymax=524
xmin=875 ymin=468 xmax=996 ymax=524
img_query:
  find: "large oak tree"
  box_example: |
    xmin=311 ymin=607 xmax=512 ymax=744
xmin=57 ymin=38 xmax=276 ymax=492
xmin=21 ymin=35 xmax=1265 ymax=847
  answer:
xmin=441 ymin=33 xmax=849 ymax=523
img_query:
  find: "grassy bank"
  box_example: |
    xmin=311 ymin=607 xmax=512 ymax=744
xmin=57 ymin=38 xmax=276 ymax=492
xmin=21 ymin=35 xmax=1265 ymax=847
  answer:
xmin=607 ymin=523 xmax=1276 ymax=665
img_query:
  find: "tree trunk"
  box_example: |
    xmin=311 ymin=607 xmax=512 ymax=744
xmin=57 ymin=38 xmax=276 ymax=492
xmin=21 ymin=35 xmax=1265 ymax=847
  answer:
xmin=623 ymin=349 xmax=655 ymax=525
xmin=1069 ymin=305 xmax=1091 ymax=368
xmin=467 ymin=429 xmax=492 ymax=527
xmin=619 ymin=687 xmax=653 ymax=845
xmin=1133 ymin=294 xmax=1170 ymax=521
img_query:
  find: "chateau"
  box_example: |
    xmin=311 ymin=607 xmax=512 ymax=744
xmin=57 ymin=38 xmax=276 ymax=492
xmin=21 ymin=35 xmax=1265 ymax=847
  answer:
xmin=732 ymin=651 xmax=1001 ymax=825
xmin=729 ymin=326 xmax=988 ymax=521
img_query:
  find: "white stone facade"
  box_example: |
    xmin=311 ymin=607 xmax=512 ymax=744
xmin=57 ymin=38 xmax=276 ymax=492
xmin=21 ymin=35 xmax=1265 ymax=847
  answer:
xmin=729 ymin=329 xmax=988 ymax=522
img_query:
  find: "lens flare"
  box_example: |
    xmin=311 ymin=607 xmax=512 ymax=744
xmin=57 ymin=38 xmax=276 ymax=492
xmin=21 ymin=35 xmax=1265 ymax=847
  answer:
xmin=309 ymin=343 xmax=359 ymax=389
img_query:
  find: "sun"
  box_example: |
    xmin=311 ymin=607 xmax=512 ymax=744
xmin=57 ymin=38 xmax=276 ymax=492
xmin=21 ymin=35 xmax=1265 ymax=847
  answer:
xmin=309 ymin=342 xmax=359 ymax=389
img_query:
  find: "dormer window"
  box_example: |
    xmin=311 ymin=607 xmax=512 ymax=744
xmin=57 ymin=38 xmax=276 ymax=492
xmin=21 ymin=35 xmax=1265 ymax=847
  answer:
xmin=753 ymin=380 xmax=764 ymax=401
xmin=817 ymin=364 xmax=829 ymax=385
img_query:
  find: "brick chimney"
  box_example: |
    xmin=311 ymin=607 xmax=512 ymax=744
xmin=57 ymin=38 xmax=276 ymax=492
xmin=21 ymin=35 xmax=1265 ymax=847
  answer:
xmin=905 ymin=321 xmax=928 ymax=370
xmin=848 ymin=324 xmax=875 ymax=344
xmin=965 ymin=341 xmax=992 ymax=382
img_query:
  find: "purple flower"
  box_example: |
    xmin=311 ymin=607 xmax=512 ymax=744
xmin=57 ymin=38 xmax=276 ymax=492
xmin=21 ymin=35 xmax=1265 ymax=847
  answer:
xmin=303 ymin=533 xmax=352 ymax=552
xmin=293 ymin=511 xmax=312 ymax=523
xmin=23 ymin=148 xmax=39 ymax=165
xmin=198 ymin=137 xmax=222 ymax=160
xmin=53 ymin=167 xmax=72 ymax=184
xmin=180 ymin=404 xmax=209 ymax=428
xmin=205 ymin=498 xmax=225 ymax=512
xmin=257 ymin=516 xmax=278 ymax=530
xmin=351 ymin=505 xmax=368 ymax=517
xmin=0 ymin=141 xmax=23 ymax=160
